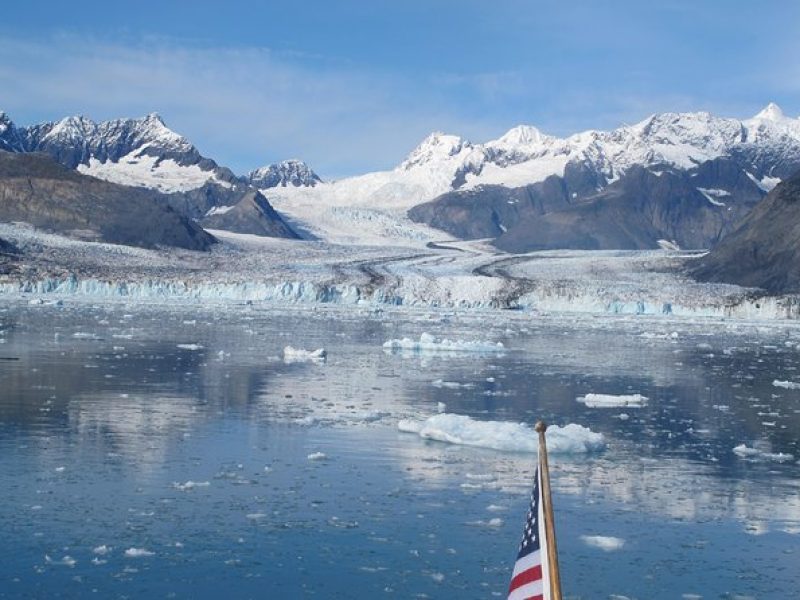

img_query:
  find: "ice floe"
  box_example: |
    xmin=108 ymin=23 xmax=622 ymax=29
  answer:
xmin=383 ymin=332 xmax=504 ymax=354
xmin=397 ymin=413 xmax=605 ymax=454
xmin=45 ymin=554 xmax=76 ymax=567
xmin=431 ymin=379 xmax=474 ymax=389
xmin=732 ymin=444 xmax=794 ymax=462
xmin=580 ymin=535 xmax=626 ymax=551
xmin=172 ymin=480 xmax=210 ymax=491
xmin=307 ymin=452 xmax=328 ymax=461
xmin=176 ymin=343 xmax=204 ymax=351
xmin=772 ymin=380 xmax=800 ymax=390
xmin=124 ymin=548 xmax=155 ymax=558
xmin=283 ymin=346 xmax=327 ymax=363
xmin=577 ymin=393 xmax=648 ymax=408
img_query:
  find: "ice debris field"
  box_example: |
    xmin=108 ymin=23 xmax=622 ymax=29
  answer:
xmin=3 ymin=222 xmax=800 ymax=321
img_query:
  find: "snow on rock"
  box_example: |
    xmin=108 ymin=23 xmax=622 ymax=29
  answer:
xmin=77 ymin=152 xmax=225 ymax=193
xmin=397 ymin=414 xmax=605 ymax=454
xmin=283 ymin=346 xmax=327 ymax=363
xmin=772 ymin=380 xmax=800 ymax=390
xmin=383 ymin=332 xmax=504 ymax=354
xmin=577 ymin=393 xmax=648 ymax=408
xmin=580 ymin=535 xmax=626 ymax=551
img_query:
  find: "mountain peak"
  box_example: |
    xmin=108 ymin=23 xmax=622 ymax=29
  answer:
xmin=248 ymin=159 xmax=321 ymax=188
xmin=401 ymin=131 xmax=470 ymax=170
xmin=494 ymin=124 xmax=548 ymax=147
xmin=753 ymin=102 xmax=785 ymax=122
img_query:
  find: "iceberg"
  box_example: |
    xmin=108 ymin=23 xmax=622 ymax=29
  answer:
xmin=383 ymin=332 xmax=504 ymax=354
xmin=283 ymin=346 xmax=327 ymax=363
xmin=577 ymin=393 xmax=648 ymax=408
xmin=397 ymin=413 xmax=605 ymax=454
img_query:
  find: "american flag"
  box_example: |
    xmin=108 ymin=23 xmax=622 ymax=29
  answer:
xmin=508 ymin=466 xmax=550 ymax=600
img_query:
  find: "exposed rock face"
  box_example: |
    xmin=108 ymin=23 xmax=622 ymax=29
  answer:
xmin=691 ymin=170 xmax=800 ymax=293
xmin=247 ymin=159 xmax=321 ymax=188
xmin=0 ymin=151 xmax=216 ymax=251
xmin=411 ymin=158 xmax=768 ymax=252
xmin=201 ymin=190 xmax=299 ymax=238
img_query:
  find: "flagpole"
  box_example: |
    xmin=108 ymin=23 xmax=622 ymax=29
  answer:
xmin=535 ymin=421 xmax=563 ymax=600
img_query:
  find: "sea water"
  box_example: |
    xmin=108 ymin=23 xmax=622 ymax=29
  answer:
xmin=0 ymin=301 xmax=798 ymax=599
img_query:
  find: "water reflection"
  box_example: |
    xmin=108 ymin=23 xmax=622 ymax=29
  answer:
xmin=1 ymin=302 xmax=799 ymax=598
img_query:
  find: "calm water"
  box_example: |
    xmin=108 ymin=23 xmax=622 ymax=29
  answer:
xmin=1 ymin=301 xmax=799 ymax=599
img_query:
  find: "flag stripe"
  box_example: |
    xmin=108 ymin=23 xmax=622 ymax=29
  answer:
xmin=508 ymin=579 xmax=544 ymax=600
xmin=509 ymin=564 xmax=543 ymax=591
xmin=511 ymin=550 xmax=541 ymax=578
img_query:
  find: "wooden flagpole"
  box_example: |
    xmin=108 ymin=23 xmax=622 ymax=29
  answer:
xmin=535 ymin=421 xmax=563 ymax=600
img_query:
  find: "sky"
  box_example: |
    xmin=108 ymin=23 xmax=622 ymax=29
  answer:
xmin=1 ymin=0 xmax=799 ymax=178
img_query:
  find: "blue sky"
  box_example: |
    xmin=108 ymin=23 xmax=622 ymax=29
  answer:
xmin=1 ymin=0 xmax=799 ymax=178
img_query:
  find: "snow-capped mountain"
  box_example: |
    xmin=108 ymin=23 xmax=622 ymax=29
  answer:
xmin=259 ymin=103 xmax=800 ymax=248
xmin=247 ymin=159 xmax=321 ymax=188
xmin=0 ymin=111 xmax=237 ymax=193
xmin=400 ymin=102 xmax=800 ymax=194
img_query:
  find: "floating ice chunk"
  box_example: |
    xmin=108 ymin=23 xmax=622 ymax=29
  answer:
xmin=581 ymin=535 xmax=625 ymax=551
xmin=283 ymin=346 xmax=327 ymax=363
xmin=92 ymin=545 xmax=111 ymax=555
xmin=577 ymin=393 xmax=648 ymax=408
xmin=733 ymin=444 xmax=794 ymax=462
xmin=72 ymin=332 xmax=101 ymax=340
xmin=431 ymin=379 xmax=474 ymax=389
xmin=172 ymin=481 xmax=210 ymax=491
xmin=772 ymin=380 xmax=800 ymax=390
xmin=177 ymin=343 xmax=204 ymax=350
xmin=397 ymin=414 xmax=605 ymax=454
xmin=307 ymin=452 xmax=327 ymax=461
xmin=383 ymin=332 xmax=504 ymax=354
xmin=124 ymin=548 xmax=155 ymax=558
xmin=54 ymin=466 xmax=65 ymax=472
xmin=430 ymin=572 xmax=445 ymax=583
xmin=246 ymin=513 xmax=266 ymax=520
xmin=45 ymin=554 xmax=76 ymax=567
xmin=436 ymin=402 xmax=446 ymax=413
xmin=467 ymin=518 xmax=504 ymax=527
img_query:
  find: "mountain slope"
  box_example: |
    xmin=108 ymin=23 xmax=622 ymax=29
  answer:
xmin=691 ymin=170 xmax=800 ymax=293
xmin=0 ymin=151 xmax=216 ymax=250
xmin=201 ymin=190 xmax=299 ymax=238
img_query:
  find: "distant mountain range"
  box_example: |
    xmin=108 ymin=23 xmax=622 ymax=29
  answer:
xmin=0 ymin=110 xmax=315 ymax=240
xmin=0 ymin=111 xmax=321 ymax=193
xmin=2 ymin=104 xmax=800 ymax=272
xmin=404 ymin=103 xmax=800 ymax=251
